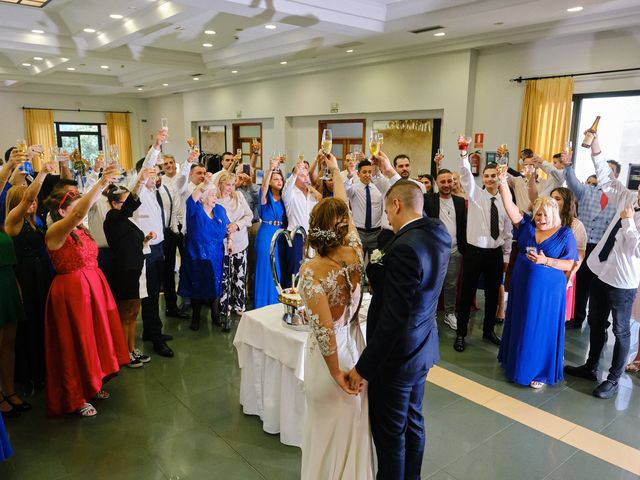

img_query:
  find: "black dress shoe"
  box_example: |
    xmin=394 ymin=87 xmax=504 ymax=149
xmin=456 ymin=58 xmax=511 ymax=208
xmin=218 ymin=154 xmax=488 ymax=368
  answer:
xmin=5 ymin=393 xmax=32 ymax=412
xmin=565 ymin=319 xmax=583 ymax=330
xmin=166 ymin=309 xmax=189 ymax=319
xmin=593 ymin=379 xmax=618 ymax=399
xmin=152 ymin=341 xmax=174 ymax=358
xmin=142 ymin=333 xmax=173 ymax=342
xmin=564 ymin=364 xmax=598 ymax=381
xmin=190 ymin=316 xmax=200 ymax=331
xmin=453 ymin=335 xmax=466 ymax=352
xmin=482 ymin=332 xmax=502 ymax=346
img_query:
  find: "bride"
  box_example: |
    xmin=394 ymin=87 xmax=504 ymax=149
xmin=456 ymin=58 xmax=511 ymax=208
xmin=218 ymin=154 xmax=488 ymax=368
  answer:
xmin=298 ymin=153 xmax=374 ymax=479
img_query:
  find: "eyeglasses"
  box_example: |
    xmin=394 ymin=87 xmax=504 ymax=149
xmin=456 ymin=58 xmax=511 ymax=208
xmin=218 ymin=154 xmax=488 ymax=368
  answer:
xmin=58 ymin=189 xmax=80 ymax=209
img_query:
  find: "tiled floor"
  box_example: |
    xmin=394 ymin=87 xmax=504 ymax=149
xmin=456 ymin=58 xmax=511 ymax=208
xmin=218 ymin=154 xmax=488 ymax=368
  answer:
xmin=1 ymin=300 xmax=639 ymax=479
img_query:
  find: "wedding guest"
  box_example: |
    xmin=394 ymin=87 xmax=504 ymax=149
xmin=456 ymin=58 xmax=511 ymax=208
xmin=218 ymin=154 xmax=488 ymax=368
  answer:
xmin=497 ymin=170 xmax=578 ymax=388
xmin=43 ymin=165 xmax=129 ymax=417
xmin=178 ymin=175 xmax=229 ymax=331
xmin=235 ymin=165 xmax=261 ymax=306
xmin=562 ymin=151 xmax=619 ymax=329
xmin=0 ymin=413 xmax=11 ymax=460
xmin=548 ymin=188 xmax=586 ymax=321
xmin=417 ymin=173 xmax=436 ymax=193
xmin=134 ymin=133 xmax=174 ymax=358
xmin=532 ymin=153 xmax=566 ymax=197
xmin=564 ymin=136 xmax=640 ymax=399
xmin=217 ymin=171 xmax=253 ymax=331
xmin=254 ymin=158 xmax=286 ymax=309
xmin=4 ymin=161 xmax=55 ymax=395
xmin=103 ymin=170 xmax=153 ymax=368
xmin=624 ymin=290 xmax=640 ymax=373
xmin=423 ymin=168 xmax=467 ymax=331
xmin=392 ymin=154 xmax=427 ymax=193
xmin=586 ymin=174 xmax=598 ymax=186
xmin=451 ymin=171 xmax=467 ymax=201
xmin=0 ymin=150 xmax=28 ymax=419
xmin=454 ymin=153 xmax=512 ymax=352
xmin=282 ymin=160 xmax=321 ymax=288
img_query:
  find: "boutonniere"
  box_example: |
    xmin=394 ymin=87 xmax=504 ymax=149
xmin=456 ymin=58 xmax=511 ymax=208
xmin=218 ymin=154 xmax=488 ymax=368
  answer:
xmin=370 ymin=249 xmax=385 ymax=265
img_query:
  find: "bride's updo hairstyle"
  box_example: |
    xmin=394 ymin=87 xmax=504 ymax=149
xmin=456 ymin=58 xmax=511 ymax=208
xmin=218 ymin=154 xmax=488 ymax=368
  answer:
xmin=306 ymin=198 xmax=350 ymax=257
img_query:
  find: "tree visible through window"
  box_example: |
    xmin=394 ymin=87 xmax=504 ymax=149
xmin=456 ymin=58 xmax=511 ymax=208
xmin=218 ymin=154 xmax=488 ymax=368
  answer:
xmin=55 ymin=123 xmax=106 ymax=163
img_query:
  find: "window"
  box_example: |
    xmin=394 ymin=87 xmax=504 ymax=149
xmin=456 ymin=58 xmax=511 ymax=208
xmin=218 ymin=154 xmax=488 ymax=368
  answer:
xmin=232 ymin=123 xmax=262 ymax=168
xmin=570 ymin=91 xmax=640 ymax=185
xmin=318 ymin=119 xmax=366 ymax=169
xmin=55 ymin=123 xmax=106 ymax=163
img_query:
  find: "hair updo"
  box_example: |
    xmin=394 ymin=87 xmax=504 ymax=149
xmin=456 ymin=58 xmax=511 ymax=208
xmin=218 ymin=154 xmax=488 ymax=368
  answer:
xmin=306 ymin=197 xmax=350 ymax=257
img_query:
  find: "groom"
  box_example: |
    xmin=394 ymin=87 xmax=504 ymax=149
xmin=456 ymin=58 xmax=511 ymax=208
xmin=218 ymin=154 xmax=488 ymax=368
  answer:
xmin=348 ymin=178 xmax=451 ymax=479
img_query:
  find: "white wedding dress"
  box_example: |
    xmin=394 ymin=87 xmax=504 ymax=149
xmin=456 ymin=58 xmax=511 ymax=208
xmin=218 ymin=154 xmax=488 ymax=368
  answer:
xmin=299 ymin=232 xmax=374 ymax=480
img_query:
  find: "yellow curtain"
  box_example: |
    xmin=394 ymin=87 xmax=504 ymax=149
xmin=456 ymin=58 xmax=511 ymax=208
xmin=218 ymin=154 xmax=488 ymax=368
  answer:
xmin=517 ymin=78 xmax=574 ymax=167
xmin=23 ymin=109 xmax=55 ymax=170
xmin=106 ymin=112 xmax=133 ymax=170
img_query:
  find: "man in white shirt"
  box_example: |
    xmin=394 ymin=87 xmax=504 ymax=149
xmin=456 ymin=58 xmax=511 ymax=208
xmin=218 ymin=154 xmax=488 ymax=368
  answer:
xmin=345 ymin=159 xmax=386 ymax=261
xmin=281 ymin=161 xmax=320 ymax=288
xmin=534 ymin=153 xmax=565 ymax=197
xmin=134 ymin=130 xmax=174 ymax=358
xmin=455 ymin=153 xmax=513 ymax=353
xmin=564 ymin=136 xmax=640 ymax=399
xmin=423 ymin=169 xmax=467 ymax=331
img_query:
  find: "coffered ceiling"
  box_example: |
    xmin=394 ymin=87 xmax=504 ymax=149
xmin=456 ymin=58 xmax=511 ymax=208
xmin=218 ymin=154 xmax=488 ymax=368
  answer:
xmin=0 ymin=0 xmax=639 ymax=97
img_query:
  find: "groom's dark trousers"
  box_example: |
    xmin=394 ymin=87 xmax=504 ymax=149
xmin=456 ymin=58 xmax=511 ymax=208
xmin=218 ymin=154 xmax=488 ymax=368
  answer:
xmin=356 ymin=216 xmax=451 ymax=479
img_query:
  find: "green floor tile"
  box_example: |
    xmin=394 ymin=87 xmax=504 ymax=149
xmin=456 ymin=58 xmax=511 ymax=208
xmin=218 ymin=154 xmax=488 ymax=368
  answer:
xmin=546 ymin=451 xmax=638 ymax=480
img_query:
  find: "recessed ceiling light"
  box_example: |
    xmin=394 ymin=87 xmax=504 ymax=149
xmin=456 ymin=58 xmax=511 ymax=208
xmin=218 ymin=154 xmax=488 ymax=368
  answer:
xmin=193 ymin=77 xmax=200 ymax=81
xmin=66 ymin=67 xmax=76 ymax=71
xmin=265 ymin=24 xmax=277 ymax=30
xmin=110 ymin=14 xmax=124 ymax=20
xmin=567 ymin=6 xmax=583 ymax=12
xmin=162 ymin=83 xmax=169 ymax=86
xmin=204 ymin=30 xmax=216 ymax=35
xmin=231 ymin=70 xmax=238 ymax=74
xmin=22 ymin=63 xmax=32 ymax=67
xmin=83 ymin=28 xmax=96 ymax=33
xmin=202 ymin=43 xmax=213 ymax=47
xmin=434 ymin=32 xmax=446 ymax=37
xmin=346 ymin=49 xmax=354 ymax=53
xmin=280 ymin=61 xmax=287 ymax=65
xmin=137 ymin=87 xmax=143 ymax=91
xmin=33 ymin=57 xmax=43 ymax=61
xmin=31 ymin=29 xmax=44 ymax=34
xmin=100 ymin=65 xmax=109 ymax=69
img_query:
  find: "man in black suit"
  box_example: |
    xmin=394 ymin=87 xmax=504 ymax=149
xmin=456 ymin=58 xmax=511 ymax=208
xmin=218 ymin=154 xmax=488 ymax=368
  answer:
xmin=423 ymin=168 xmax=467 ymax=331
xmin=348 ymin=176 xmax=451 ymax=480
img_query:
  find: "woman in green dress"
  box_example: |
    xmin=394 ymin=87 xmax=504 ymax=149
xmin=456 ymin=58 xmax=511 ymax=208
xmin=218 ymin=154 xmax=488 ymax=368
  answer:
xmin=0 ymin=148 xmax=27 ymax=420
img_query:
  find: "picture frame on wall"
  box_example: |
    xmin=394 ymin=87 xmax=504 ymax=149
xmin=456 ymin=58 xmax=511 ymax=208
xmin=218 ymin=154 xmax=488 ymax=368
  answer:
xmin=628 ymin=164 xmax=640 ymax=190
xmin=198 ymin=125 xmax=227 ymax=154
xmin=485 ymin=151 xmax=497 ymax=165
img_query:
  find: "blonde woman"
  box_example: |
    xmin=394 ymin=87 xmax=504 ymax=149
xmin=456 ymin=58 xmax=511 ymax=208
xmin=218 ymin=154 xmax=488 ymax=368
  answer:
xmin=497 ymin=170 xmax=578 ymax=389
xmin=216 ymin=171 xmax=253 ymax=331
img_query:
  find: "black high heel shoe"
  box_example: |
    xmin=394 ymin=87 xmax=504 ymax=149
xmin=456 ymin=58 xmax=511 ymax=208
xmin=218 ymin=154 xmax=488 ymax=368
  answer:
xmin=0 ymin=398 xmax=21 ymax=418
xmin=5 ymin=393 xmax=32 ymax=412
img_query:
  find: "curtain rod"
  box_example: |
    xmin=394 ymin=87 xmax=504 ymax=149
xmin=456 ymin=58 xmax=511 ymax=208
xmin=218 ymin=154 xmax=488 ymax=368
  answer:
xmin=510 ymin=67 xmax=640 ymax=83
xmin=22 ymin=106 xmax=131 ymax=113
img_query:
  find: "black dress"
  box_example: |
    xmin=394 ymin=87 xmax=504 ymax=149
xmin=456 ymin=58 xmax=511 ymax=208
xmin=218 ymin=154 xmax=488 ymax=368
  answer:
xmin=12 ymin=219 xmax=53 ymax=387
xmin=103 ymin=195 xmax=145 ymax=300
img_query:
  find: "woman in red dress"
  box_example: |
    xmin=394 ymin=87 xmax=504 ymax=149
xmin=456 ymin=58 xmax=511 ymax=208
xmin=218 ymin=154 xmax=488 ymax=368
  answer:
xmin=43 ymin=165 xmax=128 ymax=417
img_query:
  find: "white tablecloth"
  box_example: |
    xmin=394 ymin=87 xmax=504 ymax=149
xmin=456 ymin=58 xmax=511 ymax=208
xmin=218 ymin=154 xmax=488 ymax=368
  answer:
xmin=233 ymin=304 xmax=309 ymax=447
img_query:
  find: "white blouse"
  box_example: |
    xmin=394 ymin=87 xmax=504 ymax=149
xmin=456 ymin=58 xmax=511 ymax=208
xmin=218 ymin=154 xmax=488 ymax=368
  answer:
xmin=217 ymin=192 xmax=253 ymax=254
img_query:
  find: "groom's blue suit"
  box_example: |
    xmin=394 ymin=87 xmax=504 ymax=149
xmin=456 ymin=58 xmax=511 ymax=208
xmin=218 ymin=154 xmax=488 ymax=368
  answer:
xmin=356 ymin=216 xmax=451 ymax=480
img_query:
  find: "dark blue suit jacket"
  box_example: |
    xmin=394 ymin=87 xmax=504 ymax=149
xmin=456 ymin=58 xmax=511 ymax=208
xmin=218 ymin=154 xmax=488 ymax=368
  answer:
xmin=356 ymin=216 xmax=451 ymax=384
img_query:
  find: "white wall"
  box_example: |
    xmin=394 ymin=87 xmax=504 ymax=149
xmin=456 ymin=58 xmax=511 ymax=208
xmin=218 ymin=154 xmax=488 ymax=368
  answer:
xmin=0 ymin=91 xmax=148 ymax=160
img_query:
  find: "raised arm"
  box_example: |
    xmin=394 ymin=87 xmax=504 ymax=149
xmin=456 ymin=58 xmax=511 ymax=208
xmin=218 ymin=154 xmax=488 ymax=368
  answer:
xmin=0 ymin=149 xmax=26 ymax=193
xmin=141 ymin=129 xmax=167 ymax=169
xmin=261 ymin=158 xmax=279 ymax=205
xmin=5 ymin=160 xmax=55 ymax=236
xmin=561 ymin=151 xmax=586 ymax=201
xmin=191 ymin=172 xmax=213 ymax=203
xmin=249 ymin=141 xmax=260 ymax=184
xmin=45 ymin=165 xmax=117 ymax=250
xmin=590 ymin=136 xmax=637 ymax=205
xmin=498 ymin=169 xmax=524 ymax=225
xmin=308 ymin=150 xmax=321 ymax=185
xmin=525 ymin=165 xmax=539 ymax=206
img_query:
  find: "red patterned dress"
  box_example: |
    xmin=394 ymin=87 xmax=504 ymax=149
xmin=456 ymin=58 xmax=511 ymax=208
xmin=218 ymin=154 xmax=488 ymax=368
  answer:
xmin=45 ymin=228 xmax=129 ymax=416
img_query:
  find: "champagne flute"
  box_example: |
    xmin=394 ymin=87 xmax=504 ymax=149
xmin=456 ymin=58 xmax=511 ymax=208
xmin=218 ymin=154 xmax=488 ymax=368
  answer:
xmin=16 ymin=139 xmax=28 ymax=154
xmin=297 ymin=152 xmax=305 ymax=162
xmin=369 ymin=130 xmax=380 ymax=158
xmin=497 ymin=143 xmax=509 ymax=175
xmin=160 ymin=118 xmax=169 ymax=144
xmin=321 ymin=129 xmax=332 ymax=179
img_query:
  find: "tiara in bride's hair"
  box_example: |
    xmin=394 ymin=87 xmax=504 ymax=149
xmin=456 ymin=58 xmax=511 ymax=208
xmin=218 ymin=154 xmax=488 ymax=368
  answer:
xmin=308 ymin=227 xmax=338 ymax=242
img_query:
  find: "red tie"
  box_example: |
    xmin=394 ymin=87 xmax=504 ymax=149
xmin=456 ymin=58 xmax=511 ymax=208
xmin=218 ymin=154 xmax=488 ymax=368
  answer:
xmin=600 ymin=193 xmax=608 ymax=210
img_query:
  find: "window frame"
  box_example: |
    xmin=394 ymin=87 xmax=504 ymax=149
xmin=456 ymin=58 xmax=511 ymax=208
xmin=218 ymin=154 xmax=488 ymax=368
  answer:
xmin=55 ymin=122 xmax=105 ymax=158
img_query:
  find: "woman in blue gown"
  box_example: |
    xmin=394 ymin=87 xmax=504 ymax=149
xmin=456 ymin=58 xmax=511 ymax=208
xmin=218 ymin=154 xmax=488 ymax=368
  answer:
xmin=497 ymin=171 xmax=578 ymax=388
xmin=253 ymin=158 xmax=286 ymax=309
xmin=0 ymin=414 xmax=12 ymax=460
xmin=178 ymin=177 xmax=230 ymax=330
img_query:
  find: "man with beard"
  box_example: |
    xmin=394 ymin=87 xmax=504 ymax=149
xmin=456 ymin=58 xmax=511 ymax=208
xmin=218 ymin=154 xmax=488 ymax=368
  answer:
xmin=423 ymin=169 xmax=467 ymax=331
xmin=393 ymin=154 xmax=426 ymax=194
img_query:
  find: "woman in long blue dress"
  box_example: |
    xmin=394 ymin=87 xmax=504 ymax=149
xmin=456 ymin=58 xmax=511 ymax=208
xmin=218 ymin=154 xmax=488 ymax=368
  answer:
xmin=0 ymin=414 xmax=12 ymax=460
xmin=178 ymin=177 xmax=230 ymax=330
xmin=497 ymin=171 xmax=578 ymax=388
xmin=253 ymin=158 xmax=286 ymax=309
